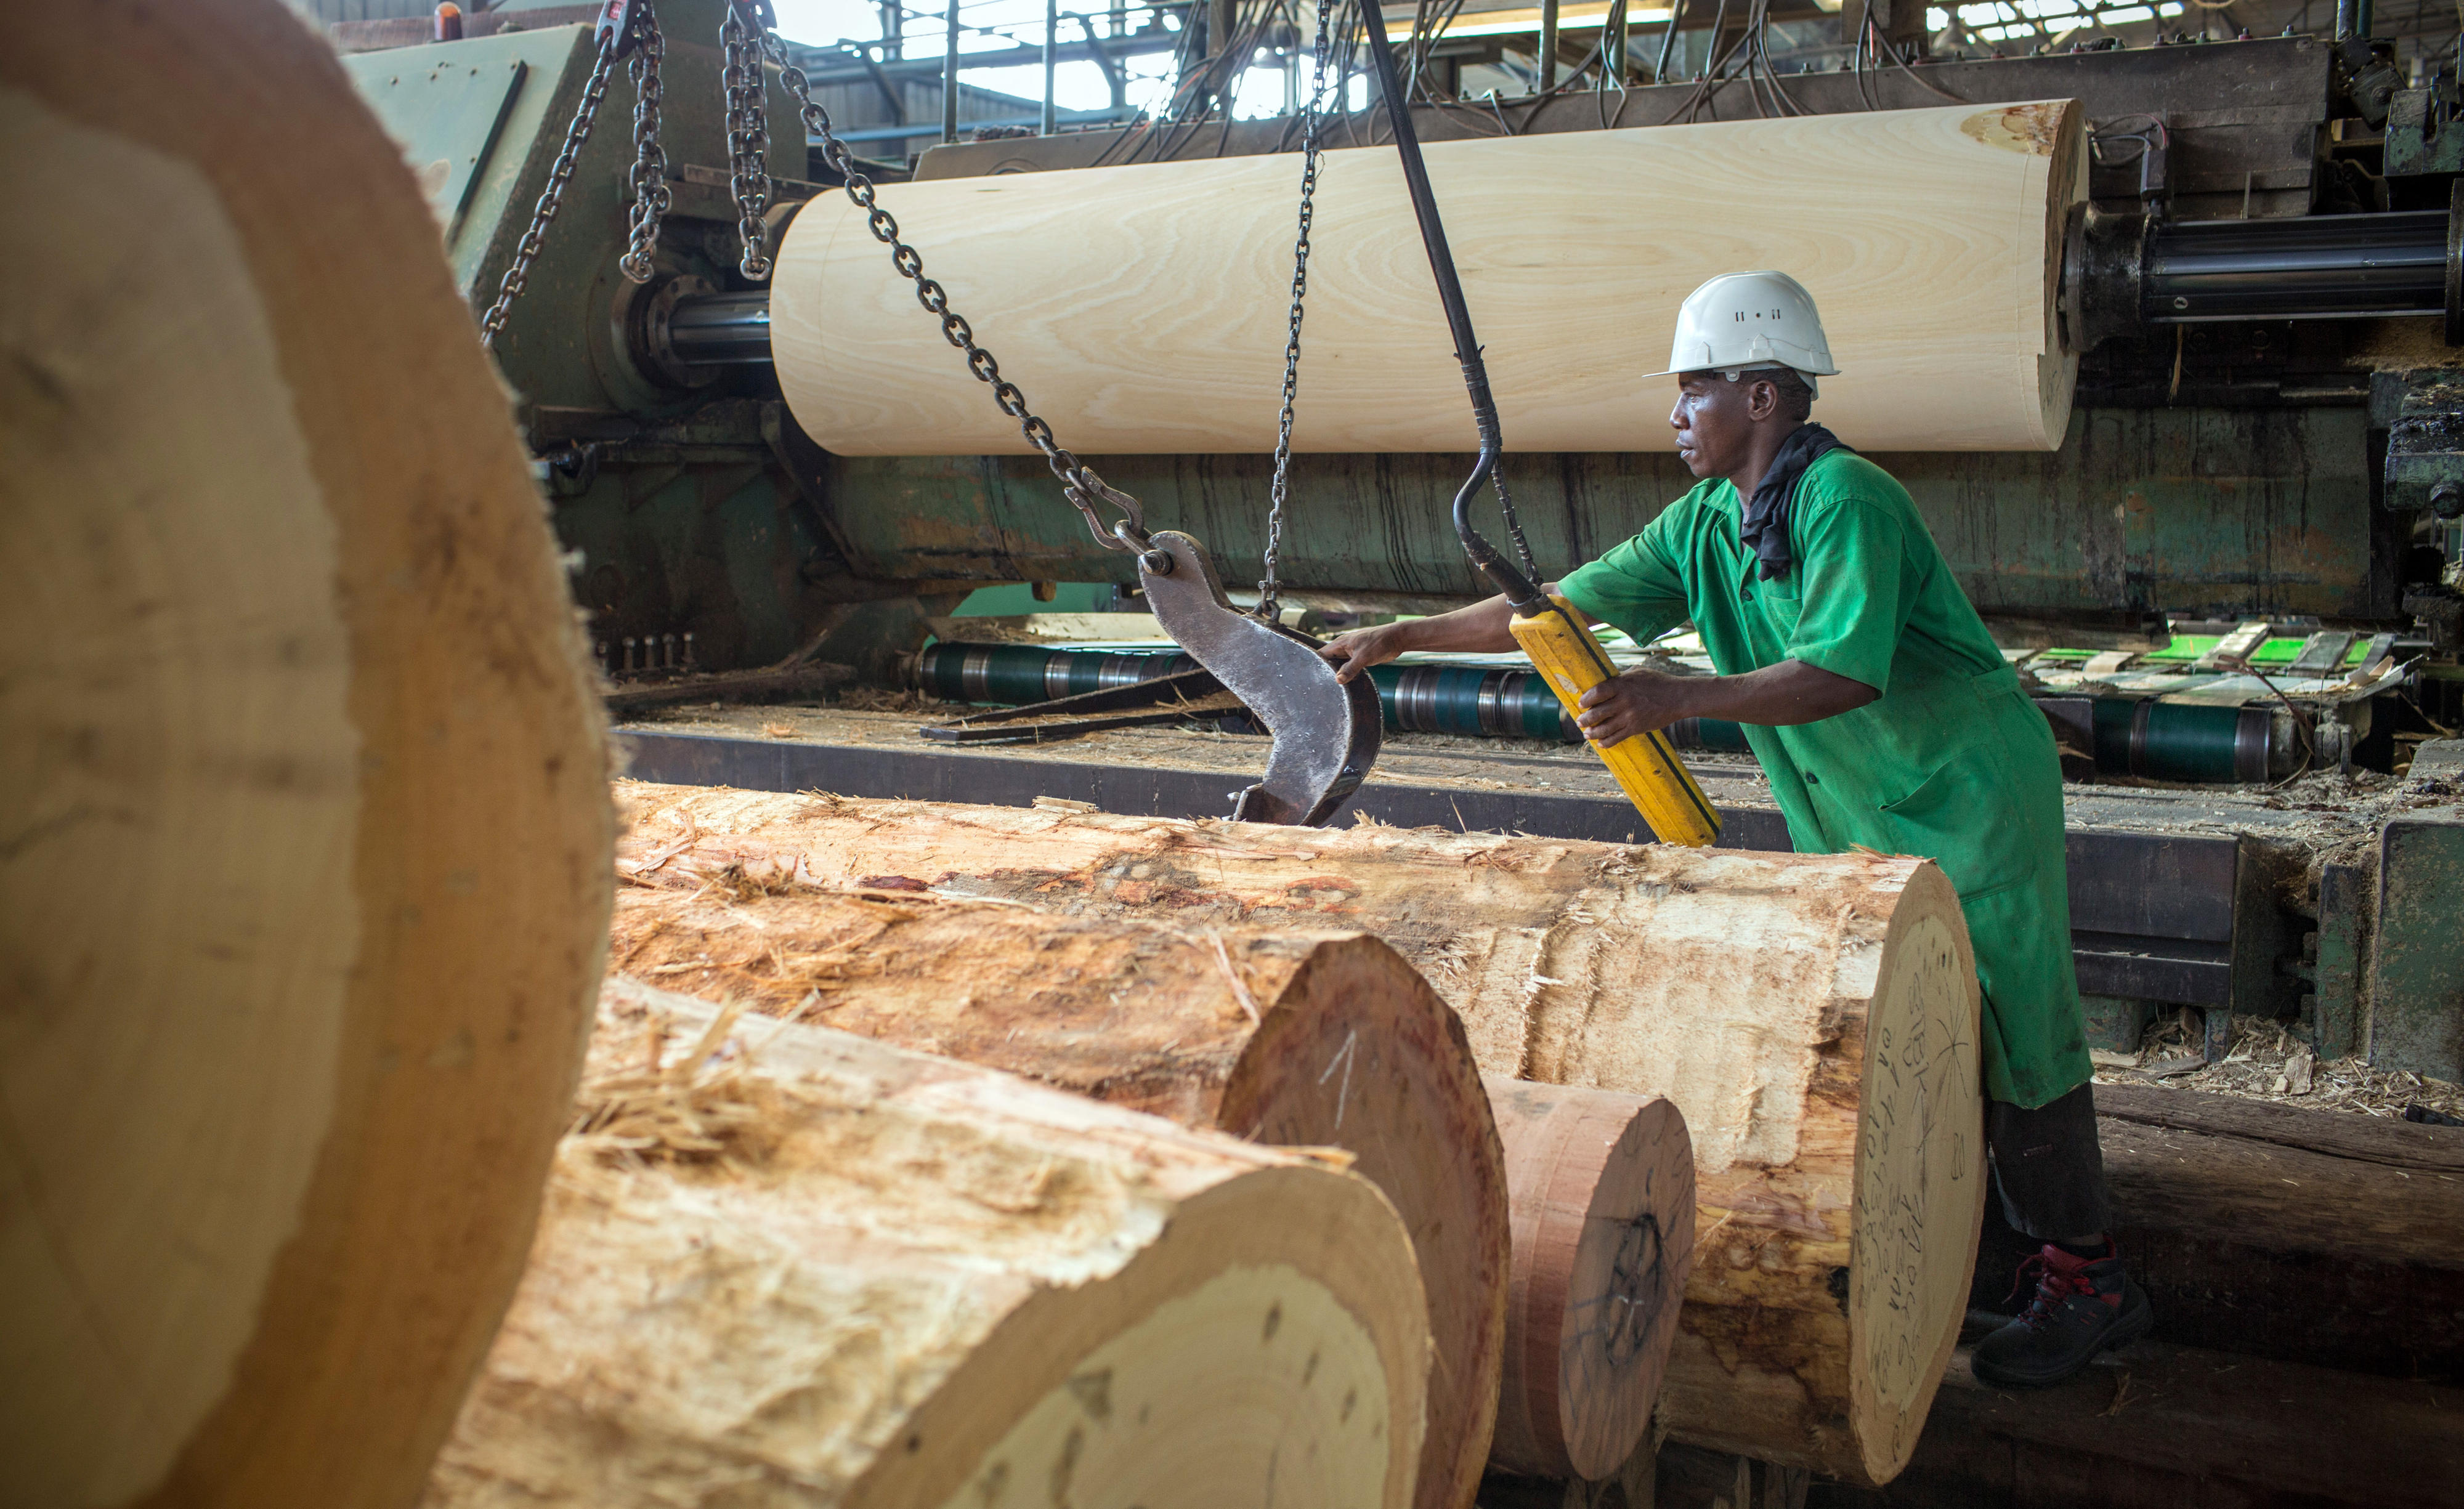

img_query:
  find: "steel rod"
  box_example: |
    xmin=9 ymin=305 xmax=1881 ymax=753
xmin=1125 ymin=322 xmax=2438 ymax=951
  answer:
xmin=1042 ymin=0 xmax=1060 ymax=132
xmin=662 ymin=291 xmax=772 ymax=366
xmin=2143 ymin=210 xmax=2450 ymax=324
xmin=942 ymin=0 xmax=962 ymax=144
xmin=1358 ymin=0 xmax=1541 ymax=607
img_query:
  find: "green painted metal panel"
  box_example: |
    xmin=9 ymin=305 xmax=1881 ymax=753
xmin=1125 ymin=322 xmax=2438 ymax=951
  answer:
xmin=2370 ymin=817 xmax=2464 ymax=1079
xmin=821 ymin=405 xmax=2383 ymax=621
xmin=2312 ymin=860 xmax=2366 ymax=1061
xmin=338 ymin=3 xmax=807 ymax=416
xmin=342 ymin=44 xmax=529 ymax=240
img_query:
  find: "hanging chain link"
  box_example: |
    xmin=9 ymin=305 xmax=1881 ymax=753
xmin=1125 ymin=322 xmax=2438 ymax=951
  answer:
xmin=619 ymin=3 xmax=671 ymax=283
xmin=723 ymin=1 xmax=775 ymax=280
xmin=1257 ymin=0 xmax=1338 ymax=621
xmin=477 ymin=29 xmax=617 ymax=349
xmin=745 ymin=5 xmax=1148 ymax=552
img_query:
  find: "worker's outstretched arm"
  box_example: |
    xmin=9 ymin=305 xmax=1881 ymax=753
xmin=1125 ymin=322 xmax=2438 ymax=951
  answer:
xmin=1573 ymin=657 xmax=1877 ymax=748
xmin=1316 ymin=587 xmax=1559 ymax=682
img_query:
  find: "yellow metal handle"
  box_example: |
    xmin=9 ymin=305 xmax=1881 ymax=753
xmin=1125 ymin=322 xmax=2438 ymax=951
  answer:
xmin=1510 ymin=597 xmax=1722 ymax=847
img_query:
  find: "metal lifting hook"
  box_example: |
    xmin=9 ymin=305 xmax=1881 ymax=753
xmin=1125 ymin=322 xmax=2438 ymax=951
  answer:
xmin=1072 ymin=465 xmax=1378 ymax=825
xmin=737 ymin=0 xmax=1374 ymax=824
xmin=1357 ymin=9 xmax=1720 ymax=846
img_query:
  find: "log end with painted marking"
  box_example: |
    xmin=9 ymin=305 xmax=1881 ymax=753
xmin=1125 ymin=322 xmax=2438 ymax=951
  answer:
xmin=1485 ymin=1077 xmax=1698 ymax=1483
xmin=1847 ymin=860 xmax=1987 ymax=1486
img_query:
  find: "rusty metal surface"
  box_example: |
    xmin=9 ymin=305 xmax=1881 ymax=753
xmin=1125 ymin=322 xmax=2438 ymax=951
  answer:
xmin=913 ymin=36 xmax=2330 ymax=222
xmin=820 ymin=405 xmax=2389 ymax=623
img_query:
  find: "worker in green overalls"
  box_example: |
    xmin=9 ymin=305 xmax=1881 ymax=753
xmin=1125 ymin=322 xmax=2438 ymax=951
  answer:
xmin=1320 ymin=270 xmax=2153 ymax=1388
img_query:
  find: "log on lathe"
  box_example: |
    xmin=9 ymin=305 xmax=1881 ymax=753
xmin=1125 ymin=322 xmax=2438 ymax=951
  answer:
xmin=614 ymin=785 xmax=1987 ymax=1486
xmin=1485 ymin=1077 xmax=1696 ymax=1484
xmin=426 ymin=979 xmax=1430 ymax=1509
xmin=0 ymin=3 xmax=612 ymax=1505
xmin=608 ymin=878 xmax=1509 ymax=1509
xmin=773 ymin=101 xmax=2083 ymax=456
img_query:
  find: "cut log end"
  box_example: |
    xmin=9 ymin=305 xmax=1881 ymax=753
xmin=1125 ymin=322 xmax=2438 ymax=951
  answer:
xmin=1847 ymin=873 xmax=1989 ymax=1486
xmin=1485 ymin=1078 xmax=1698 ymax=1483
xmin=2 ymin=6 xmax=609 ymax=1503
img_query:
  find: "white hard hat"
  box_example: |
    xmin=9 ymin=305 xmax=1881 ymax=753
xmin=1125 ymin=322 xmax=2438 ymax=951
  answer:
xmin=1646 ymin=270 xmax=1840 ymax=397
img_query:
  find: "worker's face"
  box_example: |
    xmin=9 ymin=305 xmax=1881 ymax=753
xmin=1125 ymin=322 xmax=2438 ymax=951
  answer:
xmin=1669 ymin=371 xmax=1780 ymax=479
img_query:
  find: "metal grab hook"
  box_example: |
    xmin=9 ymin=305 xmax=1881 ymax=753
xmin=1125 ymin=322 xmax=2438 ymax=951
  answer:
xmin=1133 ymin=531 xmax=1381 ymax=826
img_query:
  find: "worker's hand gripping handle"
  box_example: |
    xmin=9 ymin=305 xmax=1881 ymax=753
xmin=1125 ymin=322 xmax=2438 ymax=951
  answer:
xmin=1510 ymin=597 xmax=1722 ymax=847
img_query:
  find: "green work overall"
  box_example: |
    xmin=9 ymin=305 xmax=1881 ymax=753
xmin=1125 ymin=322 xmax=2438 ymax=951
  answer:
xmin=1560 ymin=448 xmax=2093 ymax=1109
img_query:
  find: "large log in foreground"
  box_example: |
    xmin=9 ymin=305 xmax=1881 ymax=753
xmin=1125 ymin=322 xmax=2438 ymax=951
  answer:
xmin=616 ymin=784 xmax=1987 ymax=1486
xmin=609 ymin=880 xmax=1509 ymax=1509
xmin=427 ymin=980 xmax=1430 ymax=1508
xmin=1486 ymin=1078 xmax=1696 ymax=1483
xmin=0 ymin=3 xmax=612 ymax=1503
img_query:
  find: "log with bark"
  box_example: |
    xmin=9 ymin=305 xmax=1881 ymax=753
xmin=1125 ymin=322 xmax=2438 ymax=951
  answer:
xmin=0 ymin=4 xmax=611 ymax=1504
xmin=607 ymin=875 xmax=1509 ymax=1509
xmin=1485 ymin=1078 xmax=1696 ymax=1483
xmin=424 ymin=979 xmax=1430 ymax=1508
xmin=613 ymin=784 xmax=1987 ymax=1486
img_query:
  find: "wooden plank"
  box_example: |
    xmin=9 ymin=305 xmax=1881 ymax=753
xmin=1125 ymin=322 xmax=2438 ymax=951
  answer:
xmin=1829 ymin=1341 xmax=2464 ymax=1508
xmin=1971 ymin=1101 xmax=2464 ymax=1378
xmin=2094 ymin=1082 xmax=2464 ymax=1175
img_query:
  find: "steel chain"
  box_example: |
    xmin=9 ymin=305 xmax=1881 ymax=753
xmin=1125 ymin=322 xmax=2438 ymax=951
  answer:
xmin=724 ymin=1 xmax=775 ymax=279
xmin=1257 ymin=0 xmax=1339 ymax=621
xmin=477 ymin=30 xmax=617 ymax=349
xmin=619 ymin=3 xmax=671 ymax=283
xmin=751 ymin=16 xmax=1147 ymax=552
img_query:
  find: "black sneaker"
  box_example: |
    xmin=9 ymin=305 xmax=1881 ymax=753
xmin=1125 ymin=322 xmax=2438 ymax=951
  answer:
xmin=1970 ymin=1241 xmax=2153 ymax=1389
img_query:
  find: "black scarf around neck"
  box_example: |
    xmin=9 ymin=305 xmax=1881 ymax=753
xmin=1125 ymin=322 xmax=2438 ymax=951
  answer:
xmin=1739 ymin=423 xmax=1854 ymax=581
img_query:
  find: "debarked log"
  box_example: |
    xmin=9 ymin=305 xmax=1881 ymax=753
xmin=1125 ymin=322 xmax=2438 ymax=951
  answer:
xmin=606 ymin=874 xmax=1508 ymax=1509
xmin=613 ymin=785 xmax=1988 ymax=1486
xmin=423 ymin=979 xmax=1432 ymax=1509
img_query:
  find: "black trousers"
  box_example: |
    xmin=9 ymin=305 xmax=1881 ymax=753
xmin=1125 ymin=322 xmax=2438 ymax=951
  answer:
xmin=1985 ymin=1082 xmax=2113 ymax=1240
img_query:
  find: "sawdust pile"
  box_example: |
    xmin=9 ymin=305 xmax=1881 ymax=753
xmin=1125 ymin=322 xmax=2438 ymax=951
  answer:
xmin=2096 ymin=1012 xmax=2464 ymax=1122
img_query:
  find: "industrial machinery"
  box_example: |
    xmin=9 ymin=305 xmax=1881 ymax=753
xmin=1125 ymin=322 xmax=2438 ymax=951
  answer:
xmin=333 ymin=2 xmax=2463 ymax=1081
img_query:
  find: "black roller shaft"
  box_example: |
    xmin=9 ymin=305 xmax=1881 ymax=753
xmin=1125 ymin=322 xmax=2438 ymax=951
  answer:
xmin=2143 ymin=211 xmax=2452 ymax=324
xmin=663 ymin=291 xmax=774 ymax=366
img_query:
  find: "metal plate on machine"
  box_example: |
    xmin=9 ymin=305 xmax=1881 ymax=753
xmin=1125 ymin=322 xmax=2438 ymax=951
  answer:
xmin=343 ymin=51 xmax=528 ymax=239
xmin=2370 ymin=817 xmax=2464 ymax=1080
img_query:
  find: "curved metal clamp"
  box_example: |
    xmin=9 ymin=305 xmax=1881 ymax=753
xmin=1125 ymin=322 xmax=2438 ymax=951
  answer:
xmin=1135 ymin=530 xmax=1380 ymax=825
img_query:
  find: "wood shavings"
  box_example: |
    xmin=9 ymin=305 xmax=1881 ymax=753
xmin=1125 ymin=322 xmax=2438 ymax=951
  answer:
xmin=567 ymin=997 xmax=782 ymax=1166
xmin=2096 ymin=1015 xmax=2464 ymax=1120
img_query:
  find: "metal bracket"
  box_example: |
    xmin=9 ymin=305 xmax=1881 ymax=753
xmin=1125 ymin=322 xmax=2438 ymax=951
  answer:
xmin=592 ymin=0 xmax=643 ymax=58
xmin=1134 ymin=531 xmax=1380 ymax=825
